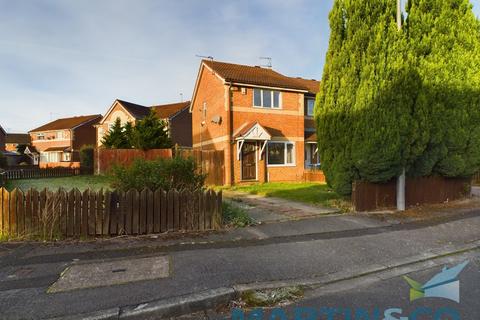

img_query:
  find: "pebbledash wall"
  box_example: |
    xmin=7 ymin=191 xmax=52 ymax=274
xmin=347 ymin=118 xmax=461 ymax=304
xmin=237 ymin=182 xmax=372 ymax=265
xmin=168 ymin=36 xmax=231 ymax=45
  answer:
xmin=191 ymin=64 xmax=315 ymax=185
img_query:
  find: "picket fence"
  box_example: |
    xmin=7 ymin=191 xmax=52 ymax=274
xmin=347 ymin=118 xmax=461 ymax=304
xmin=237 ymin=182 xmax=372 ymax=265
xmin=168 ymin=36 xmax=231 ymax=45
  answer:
xmin=0 ymin=167 xmax=87 ymax=186
xmin=0 ymin=187 xmax=222 ymax=239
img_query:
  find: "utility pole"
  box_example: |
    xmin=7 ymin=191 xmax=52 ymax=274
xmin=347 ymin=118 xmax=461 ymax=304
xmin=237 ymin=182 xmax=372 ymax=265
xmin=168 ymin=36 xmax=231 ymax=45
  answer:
xmin=396 ymin=0 xmax=406 ymax=211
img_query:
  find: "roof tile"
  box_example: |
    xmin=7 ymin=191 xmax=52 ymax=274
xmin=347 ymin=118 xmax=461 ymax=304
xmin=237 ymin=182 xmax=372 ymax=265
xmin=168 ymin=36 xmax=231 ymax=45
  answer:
xmin=30 ymin=115 xmax=102 ymax=133
xmin=203 ymin=60 xmax=320 ymax=94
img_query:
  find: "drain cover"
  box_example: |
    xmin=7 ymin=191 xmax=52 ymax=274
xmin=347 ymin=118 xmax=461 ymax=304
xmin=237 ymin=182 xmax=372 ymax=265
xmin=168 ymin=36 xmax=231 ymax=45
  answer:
xmin=48 ymin=255 xmax=170 ymax=293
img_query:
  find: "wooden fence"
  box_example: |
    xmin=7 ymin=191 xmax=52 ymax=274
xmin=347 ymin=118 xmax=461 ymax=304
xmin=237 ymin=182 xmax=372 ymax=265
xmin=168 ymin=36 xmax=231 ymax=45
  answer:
xmin=352 ymin=176 xmax=471 ymax=212
xmin=175 ymin=149 xmax=225 ymax=186
xmin=0 ymin=187 xmax=222 ymax=239
xmin=473 ymin=172 xmax=480 ymax=186
xmin=95 ymin=149 xmax=173 ymax=174
xmin=0 ymin=167 xmax=89 ymax=187
xmin=2 ymin=167 xmax=85 ymax=180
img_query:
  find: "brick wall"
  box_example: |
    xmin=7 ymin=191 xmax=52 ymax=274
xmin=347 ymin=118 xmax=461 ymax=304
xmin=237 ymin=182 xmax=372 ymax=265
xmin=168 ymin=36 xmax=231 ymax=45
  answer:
xmin=72 ymin=118 xmax=100 ymax=161
xmin=30 ymin=130 xmax=72 ymax=153
xmin=191 ymin=63 xmax=322 ymax=185
xmin=170 ymin=107 xmax=192 ymax=147
xmin=192 ymin=66 xmax=228 ymax=148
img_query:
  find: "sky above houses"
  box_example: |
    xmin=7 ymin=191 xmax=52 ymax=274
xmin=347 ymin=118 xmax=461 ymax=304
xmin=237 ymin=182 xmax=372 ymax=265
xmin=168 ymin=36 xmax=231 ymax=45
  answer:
xmin=0 ymin=0 xmax=479 ymax=133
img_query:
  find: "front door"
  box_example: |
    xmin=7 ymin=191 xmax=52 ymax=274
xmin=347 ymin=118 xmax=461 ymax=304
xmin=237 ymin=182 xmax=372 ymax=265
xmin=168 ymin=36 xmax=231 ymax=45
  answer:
xmin=242 ymin=142 xmax=257 ymax=180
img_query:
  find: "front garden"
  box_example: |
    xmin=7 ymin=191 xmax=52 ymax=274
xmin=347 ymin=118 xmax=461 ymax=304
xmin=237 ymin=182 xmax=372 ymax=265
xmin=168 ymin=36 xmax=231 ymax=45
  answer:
xmin=227 ymin=182 xmax=349 ymax=210
xmin=5 ymin=175 xmax=112 ymax=192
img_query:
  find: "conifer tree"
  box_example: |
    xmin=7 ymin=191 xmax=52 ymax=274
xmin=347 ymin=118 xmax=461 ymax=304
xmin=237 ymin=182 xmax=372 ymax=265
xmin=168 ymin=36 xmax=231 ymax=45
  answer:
xmin=101 ymin=118 xmax=130 ymax=149
xmin=317 ymin=0 xmax=480 ymax=196
xmin=131 ymin=110 xmax=172 ymax=150
xmin=407 ymin=0 xmax=480 ymax=178
xmin=316 ymin=0 xmax=421 ymax=195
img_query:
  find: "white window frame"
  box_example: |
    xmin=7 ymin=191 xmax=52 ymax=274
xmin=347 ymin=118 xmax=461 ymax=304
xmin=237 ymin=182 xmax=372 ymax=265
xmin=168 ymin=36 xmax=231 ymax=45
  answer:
xmin=305 ymin=142 xmax=321 ymax=168
xmin=306 ymin=98 xmax=315 ymax=116
xmin=63 ymin=152 xmax=71 ymax=162
xmin=267 ymin=141 xmax=295 ymax=167
xmin=253 ymin=89 xmax=282 ymax=109
xmin=56 ymin=131 xmax=64 ymax=140
xmin=37 ymin=133 xmax=45 ymax=140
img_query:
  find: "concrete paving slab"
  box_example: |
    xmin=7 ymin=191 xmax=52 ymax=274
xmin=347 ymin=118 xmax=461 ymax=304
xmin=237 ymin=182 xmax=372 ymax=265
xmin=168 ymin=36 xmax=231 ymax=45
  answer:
xmin=472 ymin=186 xmax=480 ymax=197
xmin=49 ymin=255 xmax=170 ymax=293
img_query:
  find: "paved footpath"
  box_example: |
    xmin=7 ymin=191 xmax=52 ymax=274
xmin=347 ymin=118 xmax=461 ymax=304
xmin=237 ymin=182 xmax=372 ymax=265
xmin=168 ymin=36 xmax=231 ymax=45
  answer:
xmin=223 ymin=191 xmax=338 ymax=223
xmin=0 ymin=208 xmax=479 ymax=319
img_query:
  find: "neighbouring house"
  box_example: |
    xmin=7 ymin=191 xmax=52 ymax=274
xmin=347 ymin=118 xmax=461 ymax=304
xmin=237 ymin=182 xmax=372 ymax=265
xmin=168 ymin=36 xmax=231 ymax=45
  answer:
xmin=30 ymin=114 xmax=102 ymax=168
xmin=0 ymin=125 xmax=5 ymax=151
xmin=190 ymin=60 xmax=322 ymax=185
xmin=5 ymin=133 xmax=31 ymax=152
xmin=96 ymin=100 xmax=192 ymax=147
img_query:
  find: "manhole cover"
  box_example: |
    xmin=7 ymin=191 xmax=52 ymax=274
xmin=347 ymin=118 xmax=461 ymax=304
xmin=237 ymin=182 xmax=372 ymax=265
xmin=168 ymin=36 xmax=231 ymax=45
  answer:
xmin=48 ymin=255 xmax=170 ymax=293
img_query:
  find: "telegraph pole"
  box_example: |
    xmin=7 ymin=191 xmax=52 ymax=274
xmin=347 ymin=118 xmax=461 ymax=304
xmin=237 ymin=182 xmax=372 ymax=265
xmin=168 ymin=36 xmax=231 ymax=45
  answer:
xmin=396 ymin=0 xmax=406 ymax=211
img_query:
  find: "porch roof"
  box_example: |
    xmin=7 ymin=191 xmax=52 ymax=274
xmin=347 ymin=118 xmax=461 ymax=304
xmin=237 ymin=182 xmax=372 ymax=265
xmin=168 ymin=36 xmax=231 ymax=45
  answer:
xmin=234 ymin=122 xmax=272 ymax=141
xmin=305 ymin=131 xmax=317 ymax=143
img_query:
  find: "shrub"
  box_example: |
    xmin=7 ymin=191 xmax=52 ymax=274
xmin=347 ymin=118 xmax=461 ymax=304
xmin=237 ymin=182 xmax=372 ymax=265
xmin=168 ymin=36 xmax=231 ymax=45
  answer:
xmin=79 ymin=145 xmax=94 ymax=168
xmin=109 ymin=157 xmax=206 ymax=192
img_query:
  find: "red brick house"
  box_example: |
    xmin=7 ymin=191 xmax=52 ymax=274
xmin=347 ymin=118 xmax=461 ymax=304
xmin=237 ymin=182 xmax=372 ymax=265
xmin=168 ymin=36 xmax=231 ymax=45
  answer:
xmin=0 ymin=125 xmax=5 ymax=152
xmin=96 ymin=100 xmax=192 ymax=147
xmin=30 ymin=115 xmax=102 ymax=168
xmin=190 ymin=60 xmax=322 ymax=185
xmin=5 ymin=133 xmax=31 ymax=152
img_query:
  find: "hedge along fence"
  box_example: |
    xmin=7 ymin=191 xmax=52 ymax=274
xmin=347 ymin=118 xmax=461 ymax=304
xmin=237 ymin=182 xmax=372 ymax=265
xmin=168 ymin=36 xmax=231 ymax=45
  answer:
xmin=0 ymin=187 xmax=222 ymax=240
xmin=95 ymin=148 xmax=225 ymax=186
xmin=95 ymin=149 xmax=172 ymax=175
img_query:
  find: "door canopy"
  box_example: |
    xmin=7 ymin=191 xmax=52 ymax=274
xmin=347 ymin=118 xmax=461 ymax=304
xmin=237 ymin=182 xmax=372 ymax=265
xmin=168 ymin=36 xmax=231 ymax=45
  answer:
xmin=235 ymin=122 xmax=271 ymax=160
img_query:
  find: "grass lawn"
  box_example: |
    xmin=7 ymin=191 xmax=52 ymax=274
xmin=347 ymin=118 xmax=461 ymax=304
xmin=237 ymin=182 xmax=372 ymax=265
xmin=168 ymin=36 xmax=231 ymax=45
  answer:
xmin=5 ymin=175 xmax=112 ymax=192
xmin=227 ymin=182 xmax=351 ymax=211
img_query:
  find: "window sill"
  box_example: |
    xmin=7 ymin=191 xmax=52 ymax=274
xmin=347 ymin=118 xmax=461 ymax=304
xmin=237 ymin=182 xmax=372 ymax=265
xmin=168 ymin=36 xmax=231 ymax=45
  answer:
xmin=252 ymin=106 xmax=282 ymax=110
xmin=267 ymin=164 xmax=296 ymax=168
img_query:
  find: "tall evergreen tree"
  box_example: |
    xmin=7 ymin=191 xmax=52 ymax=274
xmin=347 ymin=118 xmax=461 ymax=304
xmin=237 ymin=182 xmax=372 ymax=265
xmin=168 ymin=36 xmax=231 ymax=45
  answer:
xmin=131 ymin=110 xmax=172 ymax=150
xmin=101 ymin=118 xmax=130 ymax=149
xmin=317 ymin=0 xmax=480 ymax=196
xmin=407 ymin=0 xmax=480 ymax=178
xmin=316 ymin=0 xmax=422 ymax=195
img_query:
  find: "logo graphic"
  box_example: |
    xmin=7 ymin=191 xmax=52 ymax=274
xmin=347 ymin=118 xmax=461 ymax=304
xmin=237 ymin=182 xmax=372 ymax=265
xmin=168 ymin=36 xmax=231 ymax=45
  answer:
xmin=403 ymin=261 xmax=468 ymax=303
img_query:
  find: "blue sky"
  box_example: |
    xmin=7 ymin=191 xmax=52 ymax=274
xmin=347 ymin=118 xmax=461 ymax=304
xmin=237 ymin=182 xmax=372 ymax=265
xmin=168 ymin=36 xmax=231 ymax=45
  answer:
xmin=0 ymin=0 xmax=479 ymax=132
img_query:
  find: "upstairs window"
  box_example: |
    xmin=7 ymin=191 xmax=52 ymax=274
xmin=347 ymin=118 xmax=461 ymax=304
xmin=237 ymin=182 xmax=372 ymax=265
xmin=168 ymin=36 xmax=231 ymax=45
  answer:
xmin=37 ymin=133 xmax=45 ymax=140
xmin=306 ymin=98 xmax=315 ymax=116
xmin=253 ymin=89 xmax=281 ymax=109
xmin=57 ymin=131 xmax=64 ymax=140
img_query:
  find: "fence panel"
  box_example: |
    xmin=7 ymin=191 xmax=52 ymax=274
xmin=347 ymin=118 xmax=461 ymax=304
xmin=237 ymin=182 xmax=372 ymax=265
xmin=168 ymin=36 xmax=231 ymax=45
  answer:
xmin=0 ymin=187 xmax=222 ymax=239
xmin=473 ymin=172 xmax=480 ymax=186
xmin=0 ymin=167 xmax=85 ymax=186
xmin=176 ymin=149 xmax=225 ymax=186
xmin=352 ymin=176 xmax=471 ymax=212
